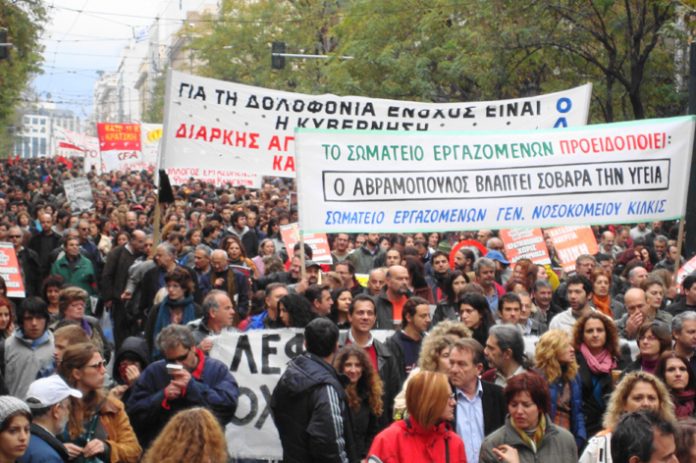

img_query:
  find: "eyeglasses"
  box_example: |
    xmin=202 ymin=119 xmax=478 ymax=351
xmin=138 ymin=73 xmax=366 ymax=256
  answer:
xmin=449 ymin=392 xmax=457 ymax=401
xmin=165 ymin=349 xmax=190 ymax=363
xmin=8 ymin=235 xmax=21 ymax=239
xmin=86 ymin=360 xmax=107 ymax=370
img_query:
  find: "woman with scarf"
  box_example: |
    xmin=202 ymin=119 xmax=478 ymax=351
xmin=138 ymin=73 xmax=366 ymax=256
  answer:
xmin=579 ymin=370 xmax=675 ymax=463
xmin=590 ymin=268 xmax=624 ymax=319
xmin=657 ymin=351 xmax=696 ymax=420
xmin=480 ymin=371 xmax=577 ymax=463
xmin=534 ymin=329 xmax=587 ymax=450
xmin=573 ymin=312 xmax=620 ymax=438
xmin=52 ymin=286 xmax=111 ymax=363
xmin=367 ymin=370 xmax=466 ymax=462
xmin=144 ymin=267 xmax=201 ymax=360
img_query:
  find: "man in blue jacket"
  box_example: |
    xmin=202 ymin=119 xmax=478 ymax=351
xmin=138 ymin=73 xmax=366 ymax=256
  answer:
xmin=22 ymin=375 xmax=83 ymax=463
xmin=126 ymin=324 xmax=238 ymax=448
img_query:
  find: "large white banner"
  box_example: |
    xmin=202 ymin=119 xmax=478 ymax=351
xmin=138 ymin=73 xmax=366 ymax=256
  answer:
xmin=52 ymin=127 xmax=102 ymax=174
xmin=211 ymin=328 xmax=393 ymax=460
xmin=295 ymin=116 xmax=696 ymax=233
xmin=160 ymin=70 xmax=592 ymax=186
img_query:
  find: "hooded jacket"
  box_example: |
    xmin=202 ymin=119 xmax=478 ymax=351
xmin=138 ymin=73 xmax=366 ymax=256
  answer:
xmin=270 ymin=352 xmax=357 ymax=463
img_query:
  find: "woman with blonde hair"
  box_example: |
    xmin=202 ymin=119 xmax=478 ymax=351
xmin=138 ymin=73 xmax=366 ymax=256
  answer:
xmin=392 ymin=320 xmax=470 ymax=419
xmin=368 ymin=371 xmax=465 ymax=462
xmin=334 ymin=345 xmax=383 ymax=459
xmin=141 ymin=407 xmax=227 ymax=463
xmin=535 ymin=329 xmax=587 ymax=449
xmin=579 ymin=370 xmax=676 ymax=463
xmin=58 ymin=342 xmax=142 ymax=463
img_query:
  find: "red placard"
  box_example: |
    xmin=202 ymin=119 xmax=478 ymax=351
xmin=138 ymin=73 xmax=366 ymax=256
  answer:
xmin=546 ymin=226 xmax=598 ymax=273
xmin=97 ymin=123 xmax=142 ymax=151
xmin=0 ymin=243 xmax=25 ymax=298
xmin=280 ymin=223 xmax=332 ymax=265
xmin=500 ymin=228 xmax=551 ymax=266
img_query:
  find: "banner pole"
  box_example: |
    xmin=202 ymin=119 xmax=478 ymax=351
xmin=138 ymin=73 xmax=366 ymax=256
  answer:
xmin=674 ymin=218 xmax=685 ymax=277
xmin=299 ymin=230 xmax=306 ymax=282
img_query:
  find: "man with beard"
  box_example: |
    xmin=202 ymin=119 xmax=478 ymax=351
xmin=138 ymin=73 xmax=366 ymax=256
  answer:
xmin=331 ymin=233 xmax=351 ymax=265
xmin=22 ymin=375 xmax=82 ymax=463
xmin=374 ymin=265 xmax=411 ymax=329
xmin=347 ymin=233 xmax=384 ymax=274
xmin=427 ymin=251 xmax=451 ymax=303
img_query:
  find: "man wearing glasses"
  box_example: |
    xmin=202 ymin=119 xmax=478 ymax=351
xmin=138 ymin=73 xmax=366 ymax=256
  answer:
xmin=8 ymin=225 xmax=40 ymax=298
xmin=126 ymin=325 xmax=238 ymax=448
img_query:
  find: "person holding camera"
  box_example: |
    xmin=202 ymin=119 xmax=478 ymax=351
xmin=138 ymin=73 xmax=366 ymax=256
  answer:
xmin=125 ymin=325 xmax=238 ymax=449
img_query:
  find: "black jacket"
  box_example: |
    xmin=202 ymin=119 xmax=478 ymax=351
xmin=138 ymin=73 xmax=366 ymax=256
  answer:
xmin=270 ymin=352 xmax=358 ymax=463
xmin=576 ymin=352 xmax=614 ymax=437
xmin=16 ymin=247 xmax=40 ymax=298
xmin=451 ymin=380 xmax=506 ymax=437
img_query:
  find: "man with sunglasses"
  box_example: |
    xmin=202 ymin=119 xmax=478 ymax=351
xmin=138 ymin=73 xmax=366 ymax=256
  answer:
xmin=126 ymin=325 xmax=238 ymax=448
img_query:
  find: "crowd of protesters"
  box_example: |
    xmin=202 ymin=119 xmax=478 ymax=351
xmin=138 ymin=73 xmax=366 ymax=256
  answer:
xmin=0 ymin=156 xmax=692 ymax=462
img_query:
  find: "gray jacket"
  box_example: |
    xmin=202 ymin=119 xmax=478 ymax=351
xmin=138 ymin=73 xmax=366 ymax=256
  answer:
xmin=479 ymin=416 xmax=577 ymax=463
xmin=4 ymin=329 xmax=54 ymax=398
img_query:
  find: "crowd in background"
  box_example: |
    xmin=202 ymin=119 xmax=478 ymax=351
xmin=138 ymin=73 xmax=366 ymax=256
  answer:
xmin=0 ymin=155 xmax=691 ymax=462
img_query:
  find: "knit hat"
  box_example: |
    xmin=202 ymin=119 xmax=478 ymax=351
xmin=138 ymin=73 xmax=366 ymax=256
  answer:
xmin=0 ymin=396 xmax=30 ymax=426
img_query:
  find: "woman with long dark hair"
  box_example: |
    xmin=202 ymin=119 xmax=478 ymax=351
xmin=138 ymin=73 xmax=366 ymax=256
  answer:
xmin=431 ymin=270 xmax=469 ymax=326
xmin=573 ymin=312 xmax=620 ymax=437
xmin=329 ymin=288 xmax=352 ymax=329
xmin=334 ymin=345 xmax=383 ymax=459
xmin=458 ymin=292 xmax=495 ymax=348
xmin=656 ymin=351 xmax=696 ymax=420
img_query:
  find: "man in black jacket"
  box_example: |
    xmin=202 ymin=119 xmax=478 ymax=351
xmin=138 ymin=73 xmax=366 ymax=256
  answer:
xmin=271 ymin=318 xmax=356 ymax=463
xmin=449 ymin=337 xmax=506 ymax=463
xmin=8 ymin=225 xmax=40 ymax=298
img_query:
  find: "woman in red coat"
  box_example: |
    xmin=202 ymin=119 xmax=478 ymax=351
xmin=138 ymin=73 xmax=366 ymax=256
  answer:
xmin=367 ymin=370 xmax=466 ymax=463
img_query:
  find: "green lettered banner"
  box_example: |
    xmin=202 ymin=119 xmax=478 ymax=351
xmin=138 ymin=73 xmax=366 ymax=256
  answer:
xmin=295 ymin=116 xmax=696 ymax=233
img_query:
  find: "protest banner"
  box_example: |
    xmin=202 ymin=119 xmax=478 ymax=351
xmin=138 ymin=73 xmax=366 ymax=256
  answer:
xmin=97 ymin=123 xmax=149 ymax=172
xmin=546 ymin=226 xmax=598 ymax=273
xmin=295 ymin=116 xmax=696 ymax=234
xmin=159 ymin=69 xmax=592 ymax=185
xmin=0 ymin=243 xmax=25 ymax=298
xmin=676 ymin=254 xmax=696 ymax=287
xmin=63 ymin=177 xmax=94 ymax=215
xmin=53 ymin=126 xmax=102 ymax=174
xmin=280 ymin=222 xmax=332 ymax=265
xmin=210 ymin=328 xmax=393 ymax=459
xmin=141 ymin=123 xmax=162 ymax=169
xmin=500 ymin=228 xmax=551 ymax=266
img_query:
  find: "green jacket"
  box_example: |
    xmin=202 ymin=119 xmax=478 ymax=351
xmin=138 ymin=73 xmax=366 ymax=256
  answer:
xmin=479 ymin=416 xmax=577 ymax=463
xmin=50 ymin=254 xmax=96 ymax=296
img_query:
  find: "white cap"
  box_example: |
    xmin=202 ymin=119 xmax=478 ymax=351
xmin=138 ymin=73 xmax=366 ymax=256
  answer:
xmin=25 ymin=375 xmax=83 ymax=408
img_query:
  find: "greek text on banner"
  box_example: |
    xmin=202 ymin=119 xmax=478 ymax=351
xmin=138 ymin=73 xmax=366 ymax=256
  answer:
xmin=295 ymin=116 xmax=696 ymax=233
xmin=159 ymin=70 xmax=591 ymax=185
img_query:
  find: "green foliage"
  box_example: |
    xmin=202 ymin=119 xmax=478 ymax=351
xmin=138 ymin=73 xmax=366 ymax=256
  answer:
xmin=0 ymin=0 xmax=46 ymax=157
xmin=185 ymin=0 xmax=686 ymax=122
xmin=143 ymin=71 xmax=166 ymax=123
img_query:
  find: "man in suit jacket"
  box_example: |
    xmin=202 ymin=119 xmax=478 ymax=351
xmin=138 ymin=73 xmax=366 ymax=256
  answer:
xmin=449 ymin=337 xmax=506 ymax=463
